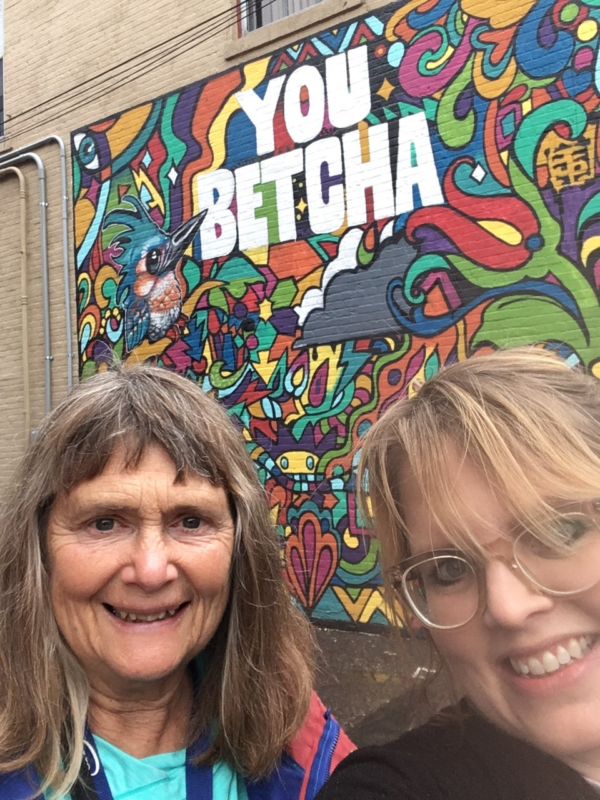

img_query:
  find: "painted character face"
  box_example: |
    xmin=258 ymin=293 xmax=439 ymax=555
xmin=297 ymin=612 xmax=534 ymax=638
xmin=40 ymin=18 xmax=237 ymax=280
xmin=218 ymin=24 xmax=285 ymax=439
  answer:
xmin=47 ymin=445 xmax=235 ymax=695
xmin=400 ymin=449 xmax=600 ymax=776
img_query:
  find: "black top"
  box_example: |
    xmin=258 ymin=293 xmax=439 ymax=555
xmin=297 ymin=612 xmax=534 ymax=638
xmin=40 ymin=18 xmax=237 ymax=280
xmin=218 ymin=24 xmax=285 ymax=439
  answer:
xmin=316 ymin=705 xmax=599 ymax=800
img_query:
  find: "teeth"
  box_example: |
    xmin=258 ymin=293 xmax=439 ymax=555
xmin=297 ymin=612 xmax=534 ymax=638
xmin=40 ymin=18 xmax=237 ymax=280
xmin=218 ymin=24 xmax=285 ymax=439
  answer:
xmin=542 ymin=652 xmax=560 ymax=673
xmin=111 ymin=606 xmax=180 ymax=623
xmin=510 ymin=658 xmax=529 ymax=675
xmin=568 ymin=638 xmax=582 ymax=659
xmin=508 ymin=636 xmax=595 ymax=678
xmin=529 ymin=657 xmax=545 ymax=676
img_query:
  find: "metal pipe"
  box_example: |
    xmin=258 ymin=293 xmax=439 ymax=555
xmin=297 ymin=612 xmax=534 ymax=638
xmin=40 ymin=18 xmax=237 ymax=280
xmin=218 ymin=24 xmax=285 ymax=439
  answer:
xmin=0 ymin=152 xmax=52 ymax=413
xmin=0 ymin=166 xmax=30 ymax=442
xmin=0 ymin=135 xmax=73 ymax=390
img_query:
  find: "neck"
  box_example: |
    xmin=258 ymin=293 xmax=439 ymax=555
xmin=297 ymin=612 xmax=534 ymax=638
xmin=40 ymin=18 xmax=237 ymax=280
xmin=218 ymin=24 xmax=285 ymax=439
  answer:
xmin=560 ymin=750 xmax=600 ymax=784
xmin=87 ymin=669 xmax=192 ymax=758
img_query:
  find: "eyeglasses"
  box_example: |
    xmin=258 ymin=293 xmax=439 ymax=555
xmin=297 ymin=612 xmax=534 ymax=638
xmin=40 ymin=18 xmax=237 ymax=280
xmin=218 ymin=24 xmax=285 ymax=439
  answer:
xmin=388 ymin=503 xmax=600 ymax=630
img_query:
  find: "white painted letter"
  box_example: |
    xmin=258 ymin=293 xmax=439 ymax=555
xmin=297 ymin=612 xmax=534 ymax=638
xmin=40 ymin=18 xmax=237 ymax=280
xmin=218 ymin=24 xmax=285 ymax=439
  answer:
xmin=326 ymin=46 xmax=371 ymax=129
xmin=284 ymin=65 xmax=325 ymax=144
xmin=305 ymin=137 xmax=346 ymax=234
xmin=236 ymin=76 xmax=286 ymax=156
xmin=260 ymin=149 xmax=304 ymax=243
xmin=195 ymin=169 xmax=237 ymax=259
xmin=343 ymin=123 xmax=395 ymax=227
xmin=395 ymin=112 xmax=443 ymax=214
xmin=235 ymin=163 xmax=269 ymax=250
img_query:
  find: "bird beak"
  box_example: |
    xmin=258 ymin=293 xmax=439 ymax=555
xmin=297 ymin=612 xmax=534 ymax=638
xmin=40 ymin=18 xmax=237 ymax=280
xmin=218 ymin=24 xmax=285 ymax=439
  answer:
xmin=161 ymin=209 xmax=208 ymax=273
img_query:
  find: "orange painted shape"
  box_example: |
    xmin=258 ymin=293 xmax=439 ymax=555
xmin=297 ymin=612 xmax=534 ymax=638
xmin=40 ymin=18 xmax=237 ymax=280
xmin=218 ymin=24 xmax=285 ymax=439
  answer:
xmin=423 ymin=284 xmax=451 ymax=318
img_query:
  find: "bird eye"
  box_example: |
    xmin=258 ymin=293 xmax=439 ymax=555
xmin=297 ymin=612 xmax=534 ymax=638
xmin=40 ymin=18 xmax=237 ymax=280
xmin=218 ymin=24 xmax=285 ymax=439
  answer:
xmin=145 ymin=248 xmax=162 ymax=274
xmin=74 ymin=133 xmax=100 ymax=171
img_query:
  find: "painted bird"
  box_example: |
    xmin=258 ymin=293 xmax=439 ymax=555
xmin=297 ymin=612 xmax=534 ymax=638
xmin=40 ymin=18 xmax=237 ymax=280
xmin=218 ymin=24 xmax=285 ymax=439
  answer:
xmin=104 ymin=196 xmax=207 ymax=352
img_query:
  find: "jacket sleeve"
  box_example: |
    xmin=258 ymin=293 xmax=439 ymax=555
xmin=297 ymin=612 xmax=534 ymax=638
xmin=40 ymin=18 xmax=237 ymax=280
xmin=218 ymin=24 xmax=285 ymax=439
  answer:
xmin=314 ymin=745 xmax=428 ymax=800
xmin=287 ymin=692 xmax=355 ymax=800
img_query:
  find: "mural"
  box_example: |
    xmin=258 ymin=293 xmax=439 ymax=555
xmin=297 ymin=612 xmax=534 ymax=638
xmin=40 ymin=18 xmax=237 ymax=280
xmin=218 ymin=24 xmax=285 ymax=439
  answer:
xmin=73 ymin=0 xmax=600 ymax=629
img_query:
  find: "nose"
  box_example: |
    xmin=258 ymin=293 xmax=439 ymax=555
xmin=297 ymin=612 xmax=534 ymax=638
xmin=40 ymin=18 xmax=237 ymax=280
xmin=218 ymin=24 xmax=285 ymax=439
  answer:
xmin=482 ymin=558 xmax=555 ymax=628
xmin=121 ymin=531 xmax=178 ymax=590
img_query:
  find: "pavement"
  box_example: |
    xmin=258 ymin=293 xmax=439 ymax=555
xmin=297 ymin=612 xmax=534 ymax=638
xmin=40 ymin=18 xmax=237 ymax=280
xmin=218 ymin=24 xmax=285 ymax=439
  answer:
xmin=314 ymin=626 xmax=452 ymax=747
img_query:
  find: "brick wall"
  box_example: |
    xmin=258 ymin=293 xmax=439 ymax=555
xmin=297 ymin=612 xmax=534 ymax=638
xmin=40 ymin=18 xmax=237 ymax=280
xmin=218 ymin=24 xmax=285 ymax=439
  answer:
xmin=0 ymin=0 xmax=375 ymax=483
xmin=3 ymin=0 xmax=600 ymax=633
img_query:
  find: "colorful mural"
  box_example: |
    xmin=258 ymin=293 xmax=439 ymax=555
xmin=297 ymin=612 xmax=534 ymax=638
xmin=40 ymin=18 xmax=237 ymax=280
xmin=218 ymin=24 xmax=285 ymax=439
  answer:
xmin=73 ymin=0 xmax=600 ymax=629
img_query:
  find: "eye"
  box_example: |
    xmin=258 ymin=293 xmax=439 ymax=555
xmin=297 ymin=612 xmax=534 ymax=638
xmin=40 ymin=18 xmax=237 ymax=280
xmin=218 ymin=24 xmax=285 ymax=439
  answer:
xmin=145 ymin=248 xmax=162 ymax=274
xmin=554 ymin=515 xmax=591 ymax=544
xmin=433 ymin=557 xmax=471 ymax=585
xmin=530 ymin=512 xmax=597 ymax=556
xmin=93 ymin=518 xmax=116 ymax=532
xmin=74 ymin=133 xmax=100 ymax=171
xmin=180 ymin=516 xmax=203 ymax=530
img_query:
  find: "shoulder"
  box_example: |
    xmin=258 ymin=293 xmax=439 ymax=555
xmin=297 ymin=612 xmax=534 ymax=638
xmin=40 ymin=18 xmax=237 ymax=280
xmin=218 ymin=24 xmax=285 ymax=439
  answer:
xmin=245 ymin=693 xmax=354 ymax=800
xmin=286 ymin=692 xmax=355 ymax=797
xmin=314 ymin=711 xmax=468 ymax=800
xmin=0 ymin=768 xmax=42 ymax=799
xmin=315 ymin=707 xmax=598 ymax=800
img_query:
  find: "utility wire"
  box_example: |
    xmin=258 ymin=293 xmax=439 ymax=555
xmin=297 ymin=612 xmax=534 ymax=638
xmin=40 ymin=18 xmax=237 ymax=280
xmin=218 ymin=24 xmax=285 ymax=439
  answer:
xmin=6 ymin=2 xmax=240 ymax=129
xmin=5 ymin=0 xmax=284 ymax=140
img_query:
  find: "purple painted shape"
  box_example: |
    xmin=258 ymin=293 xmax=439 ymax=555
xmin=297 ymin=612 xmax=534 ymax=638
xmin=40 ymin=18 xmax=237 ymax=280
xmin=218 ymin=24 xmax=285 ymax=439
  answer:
xmin=399 ymin=18 xmax=477 ymax=98
xmin=315 ymin=547 xmax=333 ymax=597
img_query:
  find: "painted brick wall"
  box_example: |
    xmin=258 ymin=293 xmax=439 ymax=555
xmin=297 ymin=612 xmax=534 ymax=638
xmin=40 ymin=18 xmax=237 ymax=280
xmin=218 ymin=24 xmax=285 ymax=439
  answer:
xmin=71 ymin=0 xmax=600 ymax=630
xmin=2 ymin=0 xmax=600 ymax=631
xmin=0 ymin=0 xmax=370 ymax=486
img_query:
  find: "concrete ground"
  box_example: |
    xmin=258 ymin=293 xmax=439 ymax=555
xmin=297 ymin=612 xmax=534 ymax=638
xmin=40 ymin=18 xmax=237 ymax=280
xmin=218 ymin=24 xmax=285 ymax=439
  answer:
xmin=314 ymin=627 xmax=452 ymax=747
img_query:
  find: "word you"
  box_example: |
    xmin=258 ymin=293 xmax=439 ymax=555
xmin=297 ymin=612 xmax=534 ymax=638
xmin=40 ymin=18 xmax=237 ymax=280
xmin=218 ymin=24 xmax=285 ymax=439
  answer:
xmin=195 ymin=46 xmax=443 ymax=258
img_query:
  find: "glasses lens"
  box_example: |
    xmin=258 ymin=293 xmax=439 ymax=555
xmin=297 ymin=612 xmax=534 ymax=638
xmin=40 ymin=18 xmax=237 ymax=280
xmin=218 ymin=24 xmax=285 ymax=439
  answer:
xmin=402 ymin=555 xmax=479 ymax=629
xmin=514 ymin=511 xmax=600 ymax=594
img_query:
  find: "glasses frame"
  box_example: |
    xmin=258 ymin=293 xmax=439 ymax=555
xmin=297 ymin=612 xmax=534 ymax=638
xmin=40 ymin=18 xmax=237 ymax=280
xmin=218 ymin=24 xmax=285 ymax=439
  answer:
xmin=389 ymin=526 xmax=600 ymax=630
xmin=389 ymin=549 xmax=483 ymax=630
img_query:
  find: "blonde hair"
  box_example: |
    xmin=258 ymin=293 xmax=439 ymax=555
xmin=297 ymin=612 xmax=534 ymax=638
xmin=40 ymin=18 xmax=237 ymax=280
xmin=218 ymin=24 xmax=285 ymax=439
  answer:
xmin=0 ymin=364 xmax=314 ymax=798
xmin=359 ymin=347 xmax=600 ymax=592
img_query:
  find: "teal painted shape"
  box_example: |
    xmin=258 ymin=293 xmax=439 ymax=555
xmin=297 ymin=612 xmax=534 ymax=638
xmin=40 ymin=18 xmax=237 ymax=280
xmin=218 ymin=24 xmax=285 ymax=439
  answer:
xmin=365 ymin=15 xmax=384 ymax=35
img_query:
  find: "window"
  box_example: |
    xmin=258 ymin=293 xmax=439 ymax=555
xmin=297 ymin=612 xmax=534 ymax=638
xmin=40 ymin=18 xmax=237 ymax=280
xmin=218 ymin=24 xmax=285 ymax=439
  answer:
xmin=242 ymin=0 xmax=324 ymax=34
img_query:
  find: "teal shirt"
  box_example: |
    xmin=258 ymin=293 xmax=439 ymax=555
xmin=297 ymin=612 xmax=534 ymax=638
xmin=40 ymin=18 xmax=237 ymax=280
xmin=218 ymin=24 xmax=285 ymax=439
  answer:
xmin=46 ymin=736 xmax=249 ymax=800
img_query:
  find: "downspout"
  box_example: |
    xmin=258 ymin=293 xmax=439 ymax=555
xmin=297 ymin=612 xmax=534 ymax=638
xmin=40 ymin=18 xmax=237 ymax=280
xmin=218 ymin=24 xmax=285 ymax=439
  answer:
xmin=0 ymin=135 xmax=73 ymax=390
xmin=0 ymin=166 xmax=30 ymax=441
xmin=0 ymin=152 xmax=51 ymax=414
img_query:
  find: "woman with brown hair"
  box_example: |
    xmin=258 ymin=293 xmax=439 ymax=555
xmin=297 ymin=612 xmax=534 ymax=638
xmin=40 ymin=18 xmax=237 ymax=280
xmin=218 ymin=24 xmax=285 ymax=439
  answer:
xmin=318 ymin=348 xmax=600 ymax=800
xmin=0 ymin=365 xmax=352 ymax=800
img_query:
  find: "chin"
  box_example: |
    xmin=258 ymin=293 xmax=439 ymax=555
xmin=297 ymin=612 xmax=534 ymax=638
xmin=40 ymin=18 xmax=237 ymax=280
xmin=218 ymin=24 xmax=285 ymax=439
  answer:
xmin=105 ymin=657 xmax=191 ymax=687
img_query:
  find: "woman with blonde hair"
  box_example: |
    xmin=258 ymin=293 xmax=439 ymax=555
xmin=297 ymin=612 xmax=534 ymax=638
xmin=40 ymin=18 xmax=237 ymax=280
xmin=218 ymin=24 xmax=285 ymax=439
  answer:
xmin=0 ymin=364 xmax=352 ymax=800
xmin=317 ymin=348 xmax=600 ymax=800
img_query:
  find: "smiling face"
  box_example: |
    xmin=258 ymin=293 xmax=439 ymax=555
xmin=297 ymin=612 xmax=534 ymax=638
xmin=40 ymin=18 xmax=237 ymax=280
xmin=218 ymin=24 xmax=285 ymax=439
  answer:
xmin=400 ymin=448 xmax=600 ymax=776
xmin=47 ymin=444 xmax=235 ymax=696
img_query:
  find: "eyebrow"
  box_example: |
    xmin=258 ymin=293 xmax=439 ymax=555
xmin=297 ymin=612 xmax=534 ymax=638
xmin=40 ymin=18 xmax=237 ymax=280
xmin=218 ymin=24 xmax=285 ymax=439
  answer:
xmin=64 ymin=500 xmax=228 ymax=519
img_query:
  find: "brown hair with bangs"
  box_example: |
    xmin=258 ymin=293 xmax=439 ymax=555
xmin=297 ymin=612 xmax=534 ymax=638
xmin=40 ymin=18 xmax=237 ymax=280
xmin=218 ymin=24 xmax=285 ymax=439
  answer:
xmin=358 ymin=347 xmax=600 ymax=608
xmin=0 ymin=364 xmax=314 ymax=798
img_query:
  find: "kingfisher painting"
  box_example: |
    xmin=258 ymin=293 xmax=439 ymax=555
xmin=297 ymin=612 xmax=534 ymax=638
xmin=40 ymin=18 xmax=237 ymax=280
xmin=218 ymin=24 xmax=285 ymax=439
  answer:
xmin=104 ymin=196 xmax=207 ymax=352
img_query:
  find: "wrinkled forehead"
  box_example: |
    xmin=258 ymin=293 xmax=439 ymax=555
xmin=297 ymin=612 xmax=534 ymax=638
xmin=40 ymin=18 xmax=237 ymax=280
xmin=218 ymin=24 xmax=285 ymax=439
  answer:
xmin=45 ymin=436 xmax=230 ymax=522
